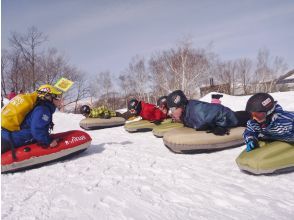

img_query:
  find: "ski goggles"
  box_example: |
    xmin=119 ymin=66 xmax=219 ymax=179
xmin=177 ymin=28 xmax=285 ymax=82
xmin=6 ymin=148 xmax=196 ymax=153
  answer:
xmin=52 ymin=94 xmax=63 ymax=100
xmin=251 ymin=112 xmax=266 ymax=122
xmin=168 ymin=107 xmax=177 ymax=115
xmin=129 ymin=109 xmax=137 ymax=114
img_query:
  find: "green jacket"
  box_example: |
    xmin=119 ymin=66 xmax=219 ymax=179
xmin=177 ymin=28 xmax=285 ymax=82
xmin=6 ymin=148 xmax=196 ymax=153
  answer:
xmin=89 ymin=106 xmax=116 ymax=118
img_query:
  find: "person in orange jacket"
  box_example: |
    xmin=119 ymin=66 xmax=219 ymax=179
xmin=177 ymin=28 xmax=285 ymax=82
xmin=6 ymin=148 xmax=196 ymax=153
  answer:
xmin=127 ymin=98 xmax=168 ymax=122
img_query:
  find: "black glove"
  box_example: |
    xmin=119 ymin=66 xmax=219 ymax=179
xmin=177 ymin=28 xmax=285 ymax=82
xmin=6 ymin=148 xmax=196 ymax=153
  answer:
xmin=49 ymin=122 xmax=54 ymax=133
xmin=101 ymin=114 xmax=111 ymax=119
xmin=151 ymin=120 xmax=162 ymax=125
xmin=207 ymin=126 xmax=230 ymax=136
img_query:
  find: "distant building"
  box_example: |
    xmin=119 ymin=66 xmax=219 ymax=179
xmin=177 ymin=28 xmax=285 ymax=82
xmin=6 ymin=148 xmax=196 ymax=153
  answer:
xmin=276 ymin=69 xmax=294 ymax=91
xmin=200 ymin=78 xmax=230 ymax=97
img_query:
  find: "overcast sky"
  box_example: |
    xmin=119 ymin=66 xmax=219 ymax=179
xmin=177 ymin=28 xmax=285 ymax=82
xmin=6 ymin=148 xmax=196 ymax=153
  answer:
xmin=2 ymin=0 xmax=294 ymax=77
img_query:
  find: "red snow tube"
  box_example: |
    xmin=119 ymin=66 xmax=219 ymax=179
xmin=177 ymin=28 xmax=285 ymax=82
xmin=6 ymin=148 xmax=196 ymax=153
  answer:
xmin=1 ymin=130 xmax=92 ymax=173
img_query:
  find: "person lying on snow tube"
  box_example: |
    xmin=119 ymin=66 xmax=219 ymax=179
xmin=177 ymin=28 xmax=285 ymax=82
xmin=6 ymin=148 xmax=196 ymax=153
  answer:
xmin=166 ymin=90 xmax=250 ymax=136
xmin=156 ymin=96 xmax=169 ymax=116
xmin=80 ymin=105 xmax=117 ymax=119
xmin=1 ymin=84 xmax=63 ymax=155
xmin=243 ymin=93 xmax=294 ymax=152
xmin=126 ymin=97 xmax=169 ymax=124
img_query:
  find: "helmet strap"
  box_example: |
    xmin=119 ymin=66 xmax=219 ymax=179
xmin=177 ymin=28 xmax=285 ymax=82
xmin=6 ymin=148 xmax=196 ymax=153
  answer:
xmin=266 ymin=103 xmax=276 ymax=116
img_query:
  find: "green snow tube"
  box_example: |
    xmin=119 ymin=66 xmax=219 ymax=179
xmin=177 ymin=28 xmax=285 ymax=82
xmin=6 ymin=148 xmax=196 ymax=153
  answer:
xmin=124 ymin=119 xmax=173 ymax=133
xmin=152 ymin=122 xmax=184 ymax=137
xmin=79 ymin=117 xmax=126 ymax=130
xmin=236 ymin=141 xmax=294 ymax=175
xmin=163 ymin=127 xmax=245 ymax=153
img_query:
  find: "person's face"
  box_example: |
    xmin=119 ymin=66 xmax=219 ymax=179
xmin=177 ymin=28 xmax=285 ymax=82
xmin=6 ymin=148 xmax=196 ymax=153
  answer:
xmin=129 ymin=109 xmax=138 ymax=115
xmin=169 ymin=107 xmax=183 ymax=122
xmin=82 ymin=112 xmax=89 ymax=117
xmin=159 ymin=106 xmax=168 ymax=114
xmin=251 ymin=111 xmax=266 ymax=123
xmin=52 ymin=96 xmax=62 ymax=109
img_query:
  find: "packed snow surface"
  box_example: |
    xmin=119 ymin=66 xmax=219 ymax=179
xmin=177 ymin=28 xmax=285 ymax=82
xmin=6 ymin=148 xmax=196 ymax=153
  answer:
xmin=2 ymin=91 xmax=294 ymax=220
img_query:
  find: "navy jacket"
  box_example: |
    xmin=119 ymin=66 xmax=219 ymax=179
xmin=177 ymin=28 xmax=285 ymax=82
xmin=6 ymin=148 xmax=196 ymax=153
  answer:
xmin=183 ymin=100 xmax=238 ymax=130
xmin=2 ymin=101 xmax=56 ymax=147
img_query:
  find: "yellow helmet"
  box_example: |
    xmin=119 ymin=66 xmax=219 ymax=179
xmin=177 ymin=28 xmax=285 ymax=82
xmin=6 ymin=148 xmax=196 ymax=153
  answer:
xmin=37 ymin=84 xmax=62 ymax=99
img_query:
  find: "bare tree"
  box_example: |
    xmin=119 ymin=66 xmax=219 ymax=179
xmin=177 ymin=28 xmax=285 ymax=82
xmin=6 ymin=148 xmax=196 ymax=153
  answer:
xmin=255 ymin=48 xmax=288 ymax=92
xmin=118 ymin=73 xmax=134 ymax=107
xmin=149 ymin=40 xmax=212 ymax=98
xmin=122 ymin=56 xmax=150 ymax=100
xmin=236 ymin=58 xmax=252 ymax=95
xmin=95 ymin=71 xmax=113 ymax=106
xmin=61 ymin=70 xmax=90 ymax=113
xmin=1 ymin=50 xmax=9 ymax=96
xmin=9 ymin=26 xmax=47 ymax=90
xmin=215 ymin=60 xmax=237 ymax=95
xmin=72 ymin=76 xmax=90 ymax=113
xmin=38 ymin=48 xmax=68 ymax=85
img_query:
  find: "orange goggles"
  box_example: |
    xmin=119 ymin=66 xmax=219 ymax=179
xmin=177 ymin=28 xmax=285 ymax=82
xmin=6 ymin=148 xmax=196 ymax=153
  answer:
xmin=129 ymin=109 xmax=137 ymax=114
xmin=251 ymin=112 xmax=266 ymax=122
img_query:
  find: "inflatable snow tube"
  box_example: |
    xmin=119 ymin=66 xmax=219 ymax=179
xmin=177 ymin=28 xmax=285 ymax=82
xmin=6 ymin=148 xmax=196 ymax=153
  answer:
xmin=79 ymin=117 xmax=125 ymax=130
xmin=125 ymin=116 xmax=142 ymax=124
xmin=152 ymin=122 xmax=184 ymax=137
xmin=1 ymin=130 xmax=92 ymax=173
xmin=236 ymin=141 xmax=294 ymax=175
xmin=163 ymin=127 xmax=245 ymax=153
xmin=124 ymin=119 xmax=173 ymax=133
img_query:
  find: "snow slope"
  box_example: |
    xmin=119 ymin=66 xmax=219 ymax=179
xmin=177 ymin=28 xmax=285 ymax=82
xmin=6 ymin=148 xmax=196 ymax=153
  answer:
xmin=2 ymin=91 xmax=294 ymax=220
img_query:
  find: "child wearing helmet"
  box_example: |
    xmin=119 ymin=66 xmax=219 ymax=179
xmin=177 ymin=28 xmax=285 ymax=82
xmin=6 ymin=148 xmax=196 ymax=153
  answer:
xmin=211 ymin=94 xmax=223 ymax=104
xmin=167 ymin=90 xmax=250 ymax=135
xmin=156 ymin=96 xmax=169 ymax=116
xmin=243 ymin=93 xmax=294 ymax=152
xmin=80 ymin=105 xmax=116 ymax=119
xmin=1 ymin=84 xmax=63 ymax=154
xmin=127 ymin=98 xmax=168 ymax=122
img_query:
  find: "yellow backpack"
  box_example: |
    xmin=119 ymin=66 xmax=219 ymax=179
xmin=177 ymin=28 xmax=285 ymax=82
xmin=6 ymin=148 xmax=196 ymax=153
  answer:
xmin=1 ymin=92 xmax=38 ymax=131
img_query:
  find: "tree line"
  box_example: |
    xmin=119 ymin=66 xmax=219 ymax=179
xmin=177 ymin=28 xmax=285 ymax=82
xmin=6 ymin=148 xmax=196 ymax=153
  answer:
xmin=1 ymin=27 xmax=289 ymax=113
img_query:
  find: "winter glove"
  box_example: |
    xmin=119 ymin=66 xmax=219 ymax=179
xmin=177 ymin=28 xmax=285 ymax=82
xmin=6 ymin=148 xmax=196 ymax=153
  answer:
xmin=246 ymin=139 xmax=259 ymax=152
xmin=207 ymin=126 xmax=230 ymax=136
xmin=49 ymin=122 xmax=55 ymax=133
xmin=151 ymin=120 xmax=162 ymax=125
xmin=101 ymin=113 xmax=111 ymax=119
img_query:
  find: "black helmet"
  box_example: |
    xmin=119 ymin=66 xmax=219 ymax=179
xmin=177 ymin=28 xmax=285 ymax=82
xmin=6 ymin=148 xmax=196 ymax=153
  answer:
xmin=80 ymin=105 xmax=91 ymax=116
xmin=246 ymin=93 xmax=276 ymax=115
xmin=128 ymin=98 xmax=139 ymax=111
xmin=157 ymin=96 xmax=168 ymax=107
xmin=167 ymin=90 xmax=188 ymax=108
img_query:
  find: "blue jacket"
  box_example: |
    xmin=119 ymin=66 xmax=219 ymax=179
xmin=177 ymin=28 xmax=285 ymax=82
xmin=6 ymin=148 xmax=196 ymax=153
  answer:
xmin=243 ymin=104 xmax=294 ymax=143
xmin=2 ymin=101 xmax=56 ymax=147
xmin=183 ymin=100 xmax=238 ymax=130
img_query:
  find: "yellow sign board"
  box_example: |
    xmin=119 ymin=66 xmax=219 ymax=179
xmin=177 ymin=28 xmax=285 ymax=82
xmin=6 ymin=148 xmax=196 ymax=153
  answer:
xmin=54 ymin=77 xmax=74 ymax=92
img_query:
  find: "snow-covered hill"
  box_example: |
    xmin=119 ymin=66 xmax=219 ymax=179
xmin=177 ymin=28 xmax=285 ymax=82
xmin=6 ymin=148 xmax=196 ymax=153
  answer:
xmin=2 ymin=91 xmax=294 ymax=220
